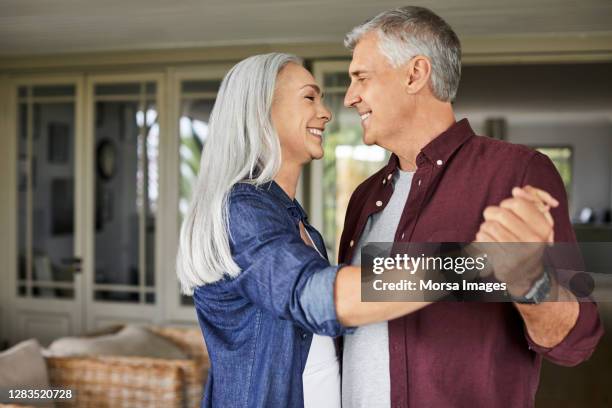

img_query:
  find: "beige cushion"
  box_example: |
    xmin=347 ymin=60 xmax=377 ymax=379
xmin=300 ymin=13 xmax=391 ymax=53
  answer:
xmin=45 ymin=325 xmax=187 ymax=359
xmin=0 ymin=339 xmax=49 ymax=389
xmin=0 ymin=339 xmax=53 ymax=407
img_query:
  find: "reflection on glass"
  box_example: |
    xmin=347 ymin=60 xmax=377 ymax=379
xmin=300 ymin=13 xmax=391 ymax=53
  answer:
xmin=324 ymin=72 xmax=351 ymax=89
xmin=18 ymin=102 xmax=27 ymax=283
xmin=94 ymin=99 xmax=140 ymax=293
xmin=181 ymin=80 xmax=220 ymax=94
xmin=145 ymin=102 xmax=158 ymax=288
xmin=322 ymin=91 xmax=389 ymax=259
xmin=32 ymin=85 xmax=75 ymax=97
xmin=178 ymin=79 xmax=220 ymax=306
xmin=32 ymin=286 xmax=74 ymax=299
xmin=95 ymin=83 xmax=140 ymax=96
xmin=145 ymin=82 xmax=156 ymax=96
xmin=93 ymin=82 xmax=158 ymax=303
xmin=535 ymin=147 xmax=573 ymax=194
xmin=16 ymin=84 xmax=76 ymax=299
xmin=94 ymin=291 xmax=139 ymax=303
xmin=179 ymin=98 xmax=214 ymax=222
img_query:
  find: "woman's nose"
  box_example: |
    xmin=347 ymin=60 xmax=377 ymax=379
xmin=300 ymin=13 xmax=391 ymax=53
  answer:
xmin=319 ymin=104 xmax=332 ymax=123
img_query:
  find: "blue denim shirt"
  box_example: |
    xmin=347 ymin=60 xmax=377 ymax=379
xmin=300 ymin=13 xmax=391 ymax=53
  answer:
xmin=193 ymin=181 xmax=353 ymax=408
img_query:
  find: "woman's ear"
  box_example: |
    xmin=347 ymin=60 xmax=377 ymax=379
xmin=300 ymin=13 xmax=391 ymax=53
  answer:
xmin=405 ymin=55 xmax=432 ymax=95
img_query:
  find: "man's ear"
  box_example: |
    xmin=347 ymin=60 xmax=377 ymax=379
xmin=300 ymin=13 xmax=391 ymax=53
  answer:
xmin=405 ymin=56 xmax=432 ymax=95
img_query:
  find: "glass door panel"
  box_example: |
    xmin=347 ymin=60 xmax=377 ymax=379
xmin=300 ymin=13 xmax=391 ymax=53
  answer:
xmin=92 ymin=82 xmax=158 ymax=304
xmin=16 ymin=85 xmax=78 ymax=299
xmin=178 ymin=78 xmax=220 ymax=306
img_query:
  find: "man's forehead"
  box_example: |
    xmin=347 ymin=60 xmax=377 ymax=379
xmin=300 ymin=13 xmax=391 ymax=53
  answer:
xmin=348 ymin=33 xmax=382 ymax=74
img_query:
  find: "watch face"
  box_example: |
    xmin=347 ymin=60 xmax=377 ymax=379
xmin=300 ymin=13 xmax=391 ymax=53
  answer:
xmin=97 ymin=139 xmax=116 ymax=181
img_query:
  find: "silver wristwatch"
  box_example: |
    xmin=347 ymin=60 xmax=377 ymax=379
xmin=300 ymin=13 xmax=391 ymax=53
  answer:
xmin=510 ymin=267 xmax=552 ymax=304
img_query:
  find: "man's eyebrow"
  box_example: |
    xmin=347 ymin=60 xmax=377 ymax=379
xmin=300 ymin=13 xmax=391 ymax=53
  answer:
xmin=300 ymin=84 xmax=321 ymax=94
xmin=349 ymin=69 xmax=369 ymax=77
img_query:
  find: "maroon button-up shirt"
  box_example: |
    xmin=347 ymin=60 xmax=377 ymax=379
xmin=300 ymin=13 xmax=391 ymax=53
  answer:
xmin=338 ymin=119 xmax=603 ymax=407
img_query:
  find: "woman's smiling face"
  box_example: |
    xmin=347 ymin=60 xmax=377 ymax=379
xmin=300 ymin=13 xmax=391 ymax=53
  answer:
xmin=271 ymin=62 xmax=332 ymax=166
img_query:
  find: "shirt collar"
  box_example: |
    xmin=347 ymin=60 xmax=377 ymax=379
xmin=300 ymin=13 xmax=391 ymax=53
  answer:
xmin=383 ymin=118 xmax=475 ymax=172
xmin=266 ymin=180 xmax=308 ymax=221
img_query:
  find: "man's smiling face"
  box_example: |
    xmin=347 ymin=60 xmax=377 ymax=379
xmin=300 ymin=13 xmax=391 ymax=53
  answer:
xmin=344 ymin=31 xmax=412 ymax=148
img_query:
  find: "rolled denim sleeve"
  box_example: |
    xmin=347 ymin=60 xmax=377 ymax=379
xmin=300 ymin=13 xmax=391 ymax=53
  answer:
xmin=226 ymin=185 xmax=353 ymax=337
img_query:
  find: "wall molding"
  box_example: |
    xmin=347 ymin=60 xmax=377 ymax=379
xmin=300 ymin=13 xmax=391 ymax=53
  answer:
xmin=1 ymin=32 xmax=611 ymax=74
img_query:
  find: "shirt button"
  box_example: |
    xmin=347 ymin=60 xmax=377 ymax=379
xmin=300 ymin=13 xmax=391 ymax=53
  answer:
xmin=417 ymin=179 xmax=422 ymax=186
xmin=302 ymin=333 xmax=308 ymax=340
xmin=382 ymin=179 xmax=386 ymax=185
xmin=401 ymin=233 xmax=405 ymax=239
xmin=376 ymin=200 xmax=383 ymax=207
xmin=436 ymin=159 xmax=443 ymax=166
xmin=387 ymin=174 xmax=392 ymax=180
xmin=349 ymin=240 xmax=355 ymax=247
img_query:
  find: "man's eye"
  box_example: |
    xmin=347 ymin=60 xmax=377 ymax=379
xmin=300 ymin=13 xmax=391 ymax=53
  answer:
xmin=305 ymin=96 xmax=315 ymax=101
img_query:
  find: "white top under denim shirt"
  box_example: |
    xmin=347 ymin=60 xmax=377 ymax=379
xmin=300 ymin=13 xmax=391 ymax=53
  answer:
xmin=302 ymin=228 xmax=341 ymax=408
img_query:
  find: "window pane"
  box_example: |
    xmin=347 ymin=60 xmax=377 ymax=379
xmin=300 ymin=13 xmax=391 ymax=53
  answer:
xmin=94 ymin=291 xmax=139 ymax=302
xmin=32 ymin=85 xmax=75 ymax=97
xmin=145 ymin=101 xmax=158 ymax=287
xmin=94 ymin=100 xmax=141 ymax=293
xmin=95 ymin=83 xmax=140 ymax=96
xmin=33 ymin=103 xmax=76 ymax=295
xmin=17 ymin=103 xmax=28 ymax=286
xmin=535 ymin=147 xmax=573 ymax=191
xmin=177 ymin=79 xmax=220 ymax=309
xmin=181 ymin=294 xmax=194 ymax=306
xmin=145 ymin=82 xmax=157 ymax=96
xmin=324 ymin=72 xmax=350 ymax=89
xmin=181 ymin=80 xmax=221 ymax=94
xmin=179 ymin=97 xmax=214 ymax=222
xmin=93 ymin=88 xmax=159 ymax=303
xmin=17 ymin=95 xmax=77 ymax=299
xmin=32 ymin=286 xmax=74 ymax=299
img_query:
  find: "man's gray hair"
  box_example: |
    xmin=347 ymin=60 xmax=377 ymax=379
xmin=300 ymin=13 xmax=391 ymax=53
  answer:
xmin=345 ymin=6 xmax=461 ymax=102
xmin=176 ymin=53 xmax=301 ymax=294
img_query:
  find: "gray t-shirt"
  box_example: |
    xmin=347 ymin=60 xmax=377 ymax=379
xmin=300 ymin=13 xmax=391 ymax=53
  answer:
xmin=342 ymin=169 xmax=414 ymax=408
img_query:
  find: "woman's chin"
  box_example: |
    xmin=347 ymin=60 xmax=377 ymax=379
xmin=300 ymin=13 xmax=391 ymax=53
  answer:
xmin=310 ymin=149 xmax=324 ymax=161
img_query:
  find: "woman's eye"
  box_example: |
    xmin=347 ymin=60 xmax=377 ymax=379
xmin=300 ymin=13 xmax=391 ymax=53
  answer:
xmin=305 ymin=96 xmax=315 ymax=101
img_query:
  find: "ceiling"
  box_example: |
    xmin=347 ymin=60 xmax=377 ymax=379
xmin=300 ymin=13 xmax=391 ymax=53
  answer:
xmin=0 ymin=0 xmax=611 ymax=56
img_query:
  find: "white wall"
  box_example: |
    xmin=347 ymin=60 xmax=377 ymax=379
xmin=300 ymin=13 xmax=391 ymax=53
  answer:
xmin=507 ymin=122 xmax=612 ymax=219
xmin=455 ymin=63 xmax=612 ymax=221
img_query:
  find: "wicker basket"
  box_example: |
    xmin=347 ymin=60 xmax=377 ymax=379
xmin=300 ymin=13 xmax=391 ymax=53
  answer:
xmin=148 ymin=327 xmax=208 ymax=407
xmin=45 ymin=326 xmax=209 ymax=408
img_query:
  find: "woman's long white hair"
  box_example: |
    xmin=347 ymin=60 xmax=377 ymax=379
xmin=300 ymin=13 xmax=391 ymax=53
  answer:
xmin=176 ymin=53 xmax=302 ymax=295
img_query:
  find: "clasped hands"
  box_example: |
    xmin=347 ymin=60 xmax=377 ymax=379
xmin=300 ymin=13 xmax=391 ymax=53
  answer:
xmin=473 ymin=185 xmax=558 ymax=297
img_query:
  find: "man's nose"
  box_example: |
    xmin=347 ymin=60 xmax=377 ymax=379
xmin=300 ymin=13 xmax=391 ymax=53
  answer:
xmin=344 ymin=83 xmax=360 ymax=108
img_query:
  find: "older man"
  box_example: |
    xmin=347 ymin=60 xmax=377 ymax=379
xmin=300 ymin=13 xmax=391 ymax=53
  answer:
xmin=338 ymin=6 xmax=603 ymax=408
